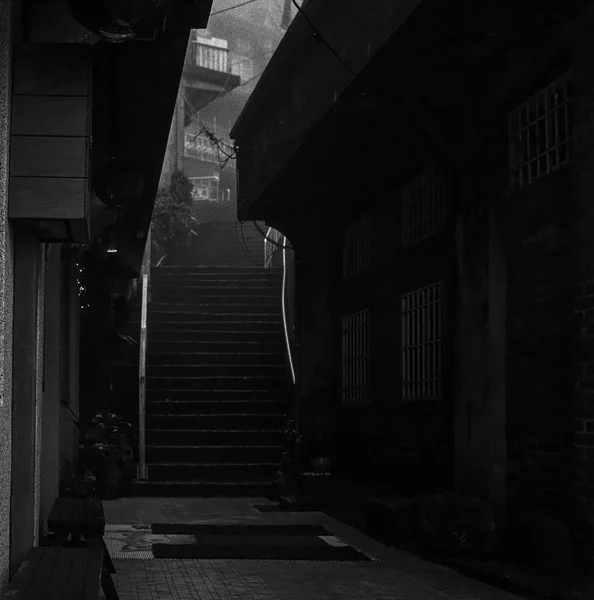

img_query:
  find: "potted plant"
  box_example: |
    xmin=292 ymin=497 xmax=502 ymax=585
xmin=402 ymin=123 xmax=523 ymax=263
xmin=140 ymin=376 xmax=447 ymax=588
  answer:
xmin=80 ymin=411 xmax=135 ymax=499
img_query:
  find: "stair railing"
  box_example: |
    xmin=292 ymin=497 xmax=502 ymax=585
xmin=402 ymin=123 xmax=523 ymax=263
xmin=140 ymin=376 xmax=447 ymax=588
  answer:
xmin=281 ymin=235 xmax=296 ymax=386
xmin=264 ymin=226 xmax=295 ymax=385
xmin=138 ymin=227 xmax=151 ymax=481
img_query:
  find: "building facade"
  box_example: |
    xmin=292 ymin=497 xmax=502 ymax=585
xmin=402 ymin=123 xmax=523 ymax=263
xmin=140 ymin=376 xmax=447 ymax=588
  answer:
xmin=0 ymin=0 xmax=212 ymax=591
xmin=232 ymin=0 xmax=594 ymax=577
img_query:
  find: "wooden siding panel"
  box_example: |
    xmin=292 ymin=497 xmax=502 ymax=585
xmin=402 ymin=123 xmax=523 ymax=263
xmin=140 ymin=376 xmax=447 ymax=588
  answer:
xmin=9 ymin=178 xmax=88 ymax=220
xmin=10 ymin=136 xmax=87 ymax=178
xmin=11 ymin=96 xmax=88 ymax=137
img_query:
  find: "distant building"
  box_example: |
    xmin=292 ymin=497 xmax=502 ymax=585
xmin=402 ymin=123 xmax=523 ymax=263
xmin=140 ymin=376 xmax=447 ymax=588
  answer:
xmin=162 ymin=3 xmax=287 ymax=223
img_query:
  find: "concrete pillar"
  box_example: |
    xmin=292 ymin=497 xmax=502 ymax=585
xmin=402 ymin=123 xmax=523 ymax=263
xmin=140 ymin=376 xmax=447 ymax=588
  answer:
xmin=0 ymin=0 xmax=15 ymax=592
xmin=292 ymin=230 xmax=341 ymax=465
xmin=40 ymin=246 xmax=64 ymax=537
xmin=10 ymin=231 xmax=43 ymax=576
xmin=454 ymin=200 xmax=507 ymax=523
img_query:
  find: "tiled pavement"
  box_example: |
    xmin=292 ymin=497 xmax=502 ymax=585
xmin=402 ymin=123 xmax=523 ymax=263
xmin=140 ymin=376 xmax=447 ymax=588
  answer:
xmin=103 ymin=497 xmax=526 ymax=600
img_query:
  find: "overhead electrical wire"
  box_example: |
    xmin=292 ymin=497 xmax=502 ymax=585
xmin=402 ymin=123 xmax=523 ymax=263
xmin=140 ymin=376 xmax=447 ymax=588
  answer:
xmin=210 ymin=0 xmax=261 ymax=17
xmin=290 ymin=0 xmax=357 ymax=78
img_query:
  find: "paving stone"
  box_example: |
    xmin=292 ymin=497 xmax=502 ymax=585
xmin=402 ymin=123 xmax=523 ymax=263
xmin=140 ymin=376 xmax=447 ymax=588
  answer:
xmin=104 ymin=497 xmax=525 ymax=599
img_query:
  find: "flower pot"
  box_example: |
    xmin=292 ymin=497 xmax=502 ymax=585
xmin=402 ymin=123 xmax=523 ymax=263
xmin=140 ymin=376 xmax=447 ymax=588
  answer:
xmin=98 ymin=461 xmax=123 ymax=500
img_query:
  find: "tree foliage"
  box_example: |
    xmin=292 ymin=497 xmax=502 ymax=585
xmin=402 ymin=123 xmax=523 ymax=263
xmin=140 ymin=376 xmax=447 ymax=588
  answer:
xmin=151 ymin=172 xmax=196 ymax=256
xmin=169 ymin=169 xmax=193 ymax=206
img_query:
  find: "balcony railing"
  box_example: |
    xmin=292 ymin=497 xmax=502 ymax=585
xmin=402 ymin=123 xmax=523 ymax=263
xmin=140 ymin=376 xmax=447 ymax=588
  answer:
xmin=192 ymin=36 xmax=228 ymax=72
xmin=190 ymin=37 xmax=254 ymax=84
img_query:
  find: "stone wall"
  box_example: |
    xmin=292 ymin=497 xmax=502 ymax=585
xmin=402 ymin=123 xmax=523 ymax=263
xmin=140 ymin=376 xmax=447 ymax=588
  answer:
xmin=0 ymin=0 xmax=15 ymax=593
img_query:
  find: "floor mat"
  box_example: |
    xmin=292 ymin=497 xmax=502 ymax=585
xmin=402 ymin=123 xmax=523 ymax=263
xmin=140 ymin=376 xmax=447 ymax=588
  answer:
xmin=152 ymin=542 xmax=371 ymax=561
xmin=151 ymin=523 xmax=329 ymax=535
xmin=253 ymin=504 xmax=318 ymax=513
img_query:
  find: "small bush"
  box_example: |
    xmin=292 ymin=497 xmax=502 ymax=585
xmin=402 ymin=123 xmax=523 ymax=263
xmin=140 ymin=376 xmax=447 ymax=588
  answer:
xmin=151 ymin=190 xmax=195 ymax=256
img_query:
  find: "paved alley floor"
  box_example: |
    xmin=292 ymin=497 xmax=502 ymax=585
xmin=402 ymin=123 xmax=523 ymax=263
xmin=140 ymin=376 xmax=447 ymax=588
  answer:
xmin=103 ymin=497 xmax=526 ymax=600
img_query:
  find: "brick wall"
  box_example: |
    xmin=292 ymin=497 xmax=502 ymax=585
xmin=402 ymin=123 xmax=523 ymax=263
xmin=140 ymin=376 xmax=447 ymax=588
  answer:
xmin=503 ymin=172 xmax=574 ymax=518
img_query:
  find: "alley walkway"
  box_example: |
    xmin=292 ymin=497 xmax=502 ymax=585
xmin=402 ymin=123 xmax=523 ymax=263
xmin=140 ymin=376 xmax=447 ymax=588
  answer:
xmin=103 ymin=497 xmax=526 ymax=600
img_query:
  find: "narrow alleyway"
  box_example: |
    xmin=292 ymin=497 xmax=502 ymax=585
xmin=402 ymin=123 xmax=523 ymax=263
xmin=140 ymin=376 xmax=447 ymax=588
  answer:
xmin=103 ymin=497 xmax=526 ymax=600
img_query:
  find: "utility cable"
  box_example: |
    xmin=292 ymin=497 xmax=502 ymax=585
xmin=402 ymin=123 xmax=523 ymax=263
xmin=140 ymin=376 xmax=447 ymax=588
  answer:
xmin=291 ymin=0 xmax=357 ymax=78
xmin=210 ymin=0 xmax=261 ymax=16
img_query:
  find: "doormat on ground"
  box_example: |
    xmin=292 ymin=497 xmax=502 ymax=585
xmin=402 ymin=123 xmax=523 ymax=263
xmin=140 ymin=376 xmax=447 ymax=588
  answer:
xmin=150 ymin=524 xmax=371 ymax=561
xmin=253 ymin=504 xmax=318 ymax=513
xmin=151 ymin=524 xmax=328 ymax=535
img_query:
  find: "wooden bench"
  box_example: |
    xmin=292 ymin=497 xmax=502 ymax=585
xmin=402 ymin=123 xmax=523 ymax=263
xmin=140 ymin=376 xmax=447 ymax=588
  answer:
xmin=2 ymin=546 xmax=108 ymax=600
xmin=47 ymin=498 xmax=115 ymax=573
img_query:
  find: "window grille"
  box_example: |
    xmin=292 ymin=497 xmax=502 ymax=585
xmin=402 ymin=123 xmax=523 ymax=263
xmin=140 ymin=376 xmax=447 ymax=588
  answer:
xmin=343 ymin=216 xmax=371 ymax=280
xmin=190 ymin=176 xmax=219 ymax=202
xmin=401 ymin=282 xmax=442 ymax=400
xmin=342 ymin=309 xmax=370 ymax=405
xmin=184 ymin=132 xmax=236 ymax=170
xmin=509 ymin=73 xmax=572 ymax=190
xmin=401 ymin=168 xmax=445 ymax=248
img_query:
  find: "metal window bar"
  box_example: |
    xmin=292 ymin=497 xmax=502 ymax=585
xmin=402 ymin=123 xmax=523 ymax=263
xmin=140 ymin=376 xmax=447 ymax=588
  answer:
xmin=509 ymin=72 xmax=571 ymax=190
xmin=342 ymin=309 xmax=370 ymax=404
xmin=343 ymin=217 xmax=371 ymax=280
xmin=401 ymin=282 xmax=442 ymax=400
xmin=402 ymin=168 xmax=445 ymax=248
xmin=184 ymin=132 xmax=220 ymax=163
xmin=190 ymin=176 xmax=219 ymax=202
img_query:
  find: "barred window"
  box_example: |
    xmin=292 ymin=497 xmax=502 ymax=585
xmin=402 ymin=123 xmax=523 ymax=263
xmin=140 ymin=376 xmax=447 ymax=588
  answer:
xmin=343 ymin=216 xmax=371 ymax=280
xmin=401 ymin=282 xmax=442 ymax=400
xmin=401 ymin=168 xmax=445 ymax=248
xmin=509 ymin=73 xmax=572 ymax=190
xmin=342 ymin=309 xmax=370 ymax=405
xmin=190 ymin=176 xmax=219 ymax=202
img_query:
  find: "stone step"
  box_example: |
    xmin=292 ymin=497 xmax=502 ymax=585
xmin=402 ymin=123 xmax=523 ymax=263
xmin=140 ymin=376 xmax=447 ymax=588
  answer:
xmin=146 ymin=399 xmax=289 ymax=415
xmin=126 ymin=480 xmax=275 ymax=498
xmin=146 ymin=339 xmax=286 ymax=353
xmin=146 ymin=320 xmax=283 ymax=332
xmin=146 ymin=375 xmax=288 ymax=391
xmin=146 ymin=413 xmax=286 ymax=430
xmin=149 ymin=302 xmax=282 ymax=314
xmin=152 ymin=266 xmax=281 ymax=277
xmin=148 ymin=329 xmax=282 ymax=343
xmin=151 ymin=288 xmax=280 ymax=300
xmin=146 ymin=462 xmax=278 ymax=481
xmin=145 ymin=445 xmax=283 ymax=463
xmin=146 ymin=428 xmax=283 ymax=445
xmin=146 ymin=389 xmax=290 ymax=402
xmin=147 ymin=364 xmax=285 ymax=378
xmin=150 ymin=279 xmax=281 ymax=289
xmin=147 ymin=311 xmax=282 ymax=324
xmin=147 ymin=353 xmax=284 ymax=366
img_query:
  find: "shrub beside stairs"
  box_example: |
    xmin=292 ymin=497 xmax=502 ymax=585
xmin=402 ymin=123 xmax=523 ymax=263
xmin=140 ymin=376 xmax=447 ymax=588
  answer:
xmin=128 ymin=241 xmax=290 ymax=496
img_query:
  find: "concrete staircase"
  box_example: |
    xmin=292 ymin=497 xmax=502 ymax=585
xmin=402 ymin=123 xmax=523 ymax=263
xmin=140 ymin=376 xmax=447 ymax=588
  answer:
xmin=168 ymin=221 xmax=267 ymax=267
xmin=129 ymin=264 xmax=290 ymax=497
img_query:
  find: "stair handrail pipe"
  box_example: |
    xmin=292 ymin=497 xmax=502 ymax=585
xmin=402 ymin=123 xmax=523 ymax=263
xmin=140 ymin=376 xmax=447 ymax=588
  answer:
xmin=138 ymin=226 xmax=151 ymax=481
